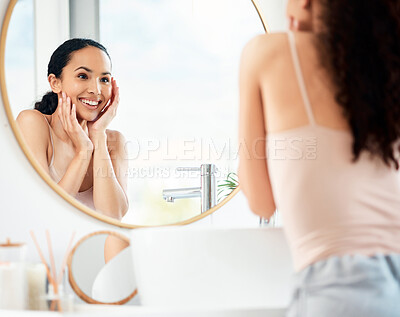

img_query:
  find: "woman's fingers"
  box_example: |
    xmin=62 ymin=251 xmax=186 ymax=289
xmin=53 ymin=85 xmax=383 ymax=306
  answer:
xmin=64 ymin=96 xmax=73 ymax=131
xmin=57 ymin=96 xmax=65 ymax=126
xmin=61 ymin=93 xmax=78 ymax=134
xmin=71 ymin=103 xmax=79 ymax=128
xmin=109 ymin=78 xmax=115 ymax=105
xmin=55 ymin=92 xmax=92 ymax=152
xmin=70 ymin=103 xmax=77 ymax=130
xmin=60 ymin=92 xmax=70 ymax=130
xmin=99 ymin=79 xmax=119 ymax=117
xmin=114 ymin=88 xmax=120 ymax=112
xmin=110 ymin=78 xmax=120 ymax=114
xmin=61 ymin=92 xmax=68 ymax=124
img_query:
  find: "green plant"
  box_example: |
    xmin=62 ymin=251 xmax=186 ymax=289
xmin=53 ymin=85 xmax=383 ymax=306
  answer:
xmin=217 ymin=172 xmax=239 ymax=203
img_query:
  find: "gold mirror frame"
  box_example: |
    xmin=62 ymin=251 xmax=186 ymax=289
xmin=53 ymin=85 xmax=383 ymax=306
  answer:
xmin=0 ymin=0 xmax=268 ymax=228
xmin=67 ymin=230 xmax=137 ymax=305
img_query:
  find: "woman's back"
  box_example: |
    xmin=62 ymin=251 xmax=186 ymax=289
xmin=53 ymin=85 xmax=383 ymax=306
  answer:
xmin=239 ymin=1 xmax=400 ymax=315
xmin=258 ymin=32 xmax=348 ymax=133
xmin=252 ymin=32 xmax=400 ymax=272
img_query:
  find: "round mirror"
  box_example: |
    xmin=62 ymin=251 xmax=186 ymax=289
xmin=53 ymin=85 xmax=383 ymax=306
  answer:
xmin=67 ymin=231 xmax=137 ymax=305
xmin=1 ymin=0 xmax=267 ymax=227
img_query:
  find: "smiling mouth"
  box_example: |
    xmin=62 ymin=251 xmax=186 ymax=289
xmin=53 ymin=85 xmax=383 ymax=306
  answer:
xmin=79 ymin=98 xmax=102 ymax=109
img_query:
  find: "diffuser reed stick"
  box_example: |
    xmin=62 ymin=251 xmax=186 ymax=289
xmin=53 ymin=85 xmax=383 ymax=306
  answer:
xmin=45 ymin=230 xmax=58 ymax=296
xmin=29 ymin=231 xmax=55 ymax=287
xmin=57 ymin=231 xmax=76 ymax=285
xmin=31 ymin=230 xmax=75 ymax=312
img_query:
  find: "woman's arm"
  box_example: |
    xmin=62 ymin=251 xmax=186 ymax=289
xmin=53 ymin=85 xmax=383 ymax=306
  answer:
xmin=55 ymin=149 xmax=92 ymax=196
xmin=88 ymin=79 xmax=128 ymax=219
xmin=104 ymin=234 xmax=129 ymax=264
xmin=55 ymin=94 xmax=94 ymax=196
xmin=238 ymin=35 xmax=276 ymax=219
xmin=91 ymin=129 xmax=129 ymax=220
xmin=16 ymin=108 xmax=92 ymax=197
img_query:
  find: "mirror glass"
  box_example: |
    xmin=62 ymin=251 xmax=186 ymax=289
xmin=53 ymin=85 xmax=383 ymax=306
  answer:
xmin=4 ymin=0 xmax=265 ymax=226
xmin=68 ymin=231 xmax=137 ymax=304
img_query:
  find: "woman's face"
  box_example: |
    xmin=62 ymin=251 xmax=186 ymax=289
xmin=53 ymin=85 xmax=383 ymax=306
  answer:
xmin=58 ymin=46 xmax=112 ymax=122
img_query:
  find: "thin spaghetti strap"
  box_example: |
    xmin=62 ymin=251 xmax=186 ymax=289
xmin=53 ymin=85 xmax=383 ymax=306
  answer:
xmin=287 ymin=31 xmax=316 ymax=126
xmin=41 ymin=114 xmax=55 ymax=166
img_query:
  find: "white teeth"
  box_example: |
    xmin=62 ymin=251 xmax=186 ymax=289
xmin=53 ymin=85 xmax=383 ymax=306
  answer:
xmin=81 ymin=99 xmax=99 ymax=106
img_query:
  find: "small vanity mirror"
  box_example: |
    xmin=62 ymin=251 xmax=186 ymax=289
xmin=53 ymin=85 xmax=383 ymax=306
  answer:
xmin=1 ymin=0 xmax=267 ymax=227
xmin=67 ymin=231 xmax=137 ymax=305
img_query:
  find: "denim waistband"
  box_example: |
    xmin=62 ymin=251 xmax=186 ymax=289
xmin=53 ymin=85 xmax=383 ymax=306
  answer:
xmin=293 ymin=253 xmax=400 ymax=288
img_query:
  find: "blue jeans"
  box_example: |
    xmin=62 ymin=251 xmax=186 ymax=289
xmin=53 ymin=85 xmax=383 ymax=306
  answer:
xmin=286 ymin=254 xmax=400 ymax=317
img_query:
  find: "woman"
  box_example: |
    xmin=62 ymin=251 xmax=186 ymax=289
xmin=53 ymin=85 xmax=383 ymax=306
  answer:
xmin=239 ymin=0 xmax=400 ymax=316
xmin=17 ymin=38 xmax=128 ymax=220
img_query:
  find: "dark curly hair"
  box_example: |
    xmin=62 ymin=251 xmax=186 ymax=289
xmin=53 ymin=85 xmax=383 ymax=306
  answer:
xmin=35 ymin=38 xmax=111 ymax=115
xmin=317 ymin=0 xmax=400 ymax=169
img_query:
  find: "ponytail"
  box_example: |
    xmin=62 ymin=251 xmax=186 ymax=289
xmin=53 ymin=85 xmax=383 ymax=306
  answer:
xmin=34 ymin=91 xmax=58 ymax=115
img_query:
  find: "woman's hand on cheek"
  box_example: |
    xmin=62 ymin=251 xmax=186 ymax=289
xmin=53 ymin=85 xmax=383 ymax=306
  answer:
xmin=58 ymin=92 xmax=94 ymax=156
xmin=88 ymin=78 xmax=119 ymax=141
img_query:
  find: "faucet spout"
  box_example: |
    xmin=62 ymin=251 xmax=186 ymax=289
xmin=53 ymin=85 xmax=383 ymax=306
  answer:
xmin=162 ymin=164 xmax=217 ymax=213
xmin=162 ymin=187 xmax=201 ymax=202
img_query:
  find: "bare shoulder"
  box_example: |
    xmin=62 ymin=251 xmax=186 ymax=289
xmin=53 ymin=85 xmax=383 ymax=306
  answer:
xmin=16 ymin=109 xmax=50 ymax=137
xmin=15 ymin=110 xmax=50 ymax=165
xmin=243 ymin=33 xmax=289 ymax=53
xmin=17 ymin=109 xmax=46 ymax=124
xmin=241 ymin=33 xmax=290 ymax=67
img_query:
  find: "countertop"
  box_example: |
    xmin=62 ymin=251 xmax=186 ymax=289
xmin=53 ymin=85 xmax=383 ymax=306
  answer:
xmin=1 ymin=305 xmax=286 ymax=317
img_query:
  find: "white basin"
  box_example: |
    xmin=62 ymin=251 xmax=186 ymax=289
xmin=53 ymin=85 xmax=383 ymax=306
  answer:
xmin=130 ymin=227 xmax=293 ymax=310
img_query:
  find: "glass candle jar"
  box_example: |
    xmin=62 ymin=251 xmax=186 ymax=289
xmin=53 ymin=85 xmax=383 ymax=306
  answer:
xmin=0 ymin=238 xmax=27 ymax=310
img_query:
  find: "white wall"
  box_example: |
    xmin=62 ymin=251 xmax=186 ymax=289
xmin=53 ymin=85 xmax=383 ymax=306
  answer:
xmin=257 ymin=0 xmax=288 ymax=32
xmin=34 ymin=0 xmax=70 ymax=98
xmin=0 ymin=0 xmax=286 ymax=272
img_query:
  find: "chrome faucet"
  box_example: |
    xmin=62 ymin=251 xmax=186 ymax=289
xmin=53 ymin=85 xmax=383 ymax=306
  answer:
xmin=162 ymin=164 xmax=217 ymax=213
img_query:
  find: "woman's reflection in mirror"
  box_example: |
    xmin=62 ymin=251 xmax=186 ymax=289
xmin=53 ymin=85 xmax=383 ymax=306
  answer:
xmin=16 ymin=39 xmax=129 ymax=220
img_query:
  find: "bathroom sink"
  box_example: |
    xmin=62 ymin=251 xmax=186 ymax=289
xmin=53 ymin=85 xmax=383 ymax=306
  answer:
xmin=130 ymin=227 xmax=293 ymax=310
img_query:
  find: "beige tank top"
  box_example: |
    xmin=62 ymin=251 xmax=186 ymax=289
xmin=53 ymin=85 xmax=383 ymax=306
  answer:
xmin=267 ymin=32 xmax=400 ymax=272
xmin=43 ymin=116 xmax=95 ymax=210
